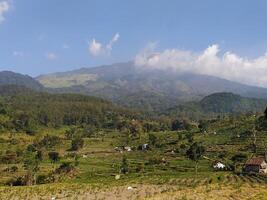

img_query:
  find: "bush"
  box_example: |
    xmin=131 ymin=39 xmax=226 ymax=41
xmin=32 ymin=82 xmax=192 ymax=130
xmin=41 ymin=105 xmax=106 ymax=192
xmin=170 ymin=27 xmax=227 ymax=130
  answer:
xmin=36 ymin=174 xmax=55 ymax=184
xmin=4 ymin=165 xmax=18 ymax=172
xmin=71 ymin=138 xmax=84 ymax=151
xmin=120 ymin=156 xmax=129 ymax=174
xmin=10 ymin=165 xmax=18 ymax=172
xmin=0 ymin=152 xmax=18 ymax=164
xmin=65 ymin=128 xmax=78 ymax=140
xmin=147 ymin=157 xmax=162 ymax=165
xmin=36 ymin=150 xmax=43 ymax=161
xmin=6 ymin=176 xmax=25 ymax=186
xmin=26 ymin=144 xmax=37 ymax=152
xmin=38 ymin=135 xmax=61 ymax=149
xmin=48 ymin=152 xmax=60 ymax=163
xmin=148 ymin=133 xmax=157 ymax=146
xmin=55 ymin=162 xmax=75 ymax=174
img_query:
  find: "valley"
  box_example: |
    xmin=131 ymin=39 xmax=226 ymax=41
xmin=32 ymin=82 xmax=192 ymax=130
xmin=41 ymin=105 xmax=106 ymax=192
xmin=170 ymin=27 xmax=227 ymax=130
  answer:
xmin=0 ymin=82 xmax=266 ymax=199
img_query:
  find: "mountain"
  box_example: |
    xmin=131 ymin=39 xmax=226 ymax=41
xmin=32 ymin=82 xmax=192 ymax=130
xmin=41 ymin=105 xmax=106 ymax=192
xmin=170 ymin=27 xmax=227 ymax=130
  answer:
xmin=37 ymin=62 xmax=267 ymax=112
xmin=166 ymin=92 xmax=267 ymax=120
xmin=0 ymin=71 xmax=44 ymax=90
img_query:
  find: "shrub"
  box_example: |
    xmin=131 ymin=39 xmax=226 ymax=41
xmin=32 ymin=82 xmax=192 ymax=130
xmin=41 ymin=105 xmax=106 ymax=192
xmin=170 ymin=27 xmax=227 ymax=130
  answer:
xmin=6 ymin=176 xmax=25 ymax=186
xmin=36 ymin=174 xmax=55 ymax=184
xmin=36 ymin=150 xmax=43 ymax=161
xmin=26 ymin=144 xmax=37 ymax=152
xmin=38 ymin=135 xmax=61 ymax=149
xmin=48 ymin=152 xmax=60 ymax=163
xmin=148 ymin=133 xmax=157 ymax=146
xmin=0 ymin=152 xmax=18 ymax=164
xmin=120 ymin=156 xmax=129 ymax=174
xmin=71 ymin=137 xmax=84 ymax=151
xmin=55 ymin=162 xmax=75 ymax=174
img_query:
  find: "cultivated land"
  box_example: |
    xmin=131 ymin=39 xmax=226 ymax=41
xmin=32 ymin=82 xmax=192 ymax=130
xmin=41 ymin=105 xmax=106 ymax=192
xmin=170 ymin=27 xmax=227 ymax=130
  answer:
xmin=0 ymin=114 xmax=267 ymax=199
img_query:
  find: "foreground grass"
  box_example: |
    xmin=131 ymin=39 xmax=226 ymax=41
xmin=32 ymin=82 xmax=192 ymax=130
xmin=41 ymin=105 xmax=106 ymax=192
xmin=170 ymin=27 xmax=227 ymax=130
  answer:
xmin=0 ymin=180 xmax=266 ymax=200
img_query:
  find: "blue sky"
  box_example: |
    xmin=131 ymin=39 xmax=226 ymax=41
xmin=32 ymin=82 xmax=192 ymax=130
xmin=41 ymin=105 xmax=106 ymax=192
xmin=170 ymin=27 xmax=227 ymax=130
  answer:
xmin=1 ymin=0 xmax=267 ymax=77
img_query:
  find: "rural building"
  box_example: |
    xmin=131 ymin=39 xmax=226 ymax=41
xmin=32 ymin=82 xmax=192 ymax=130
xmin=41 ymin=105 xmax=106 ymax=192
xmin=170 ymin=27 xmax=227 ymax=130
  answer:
xmin=244 ymin=157 xmax=267 ymax=174
xmin=213 ymin=162 xmax=225 ymax=170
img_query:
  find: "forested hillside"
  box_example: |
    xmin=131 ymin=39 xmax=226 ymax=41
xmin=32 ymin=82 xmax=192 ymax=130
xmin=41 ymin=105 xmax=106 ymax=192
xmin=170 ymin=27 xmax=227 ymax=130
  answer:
xmin=165 ymin=93 xmax=267 ymax=120
xmin=0 ymin=88 xmax=145 ymax=132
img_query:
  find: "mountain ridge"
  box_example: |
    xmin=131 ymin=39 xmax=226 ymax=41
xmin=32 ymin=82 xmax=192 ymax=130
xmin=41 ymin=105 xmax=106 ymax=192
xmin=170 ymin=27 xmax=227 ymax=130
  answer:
xmin=0 ymin=71 xmax=44 ymax=91
xmin=36 ymin=62 xmax=267 ymax=111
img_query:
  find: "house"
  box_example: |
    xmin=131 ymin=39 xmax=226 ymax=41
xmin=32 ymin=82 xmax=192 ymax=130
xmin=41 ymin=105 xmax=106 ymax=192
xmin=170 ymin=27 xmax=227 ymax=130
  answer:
xmin=244 ymin=157 xmax=267 ymax=174
xmin=141 ymin=143 xmax=149 ymax=150
xmin=213 ymin=162 xmax=225 ymax=170
xmin=137 ymin=143 xmax=149 ymax=151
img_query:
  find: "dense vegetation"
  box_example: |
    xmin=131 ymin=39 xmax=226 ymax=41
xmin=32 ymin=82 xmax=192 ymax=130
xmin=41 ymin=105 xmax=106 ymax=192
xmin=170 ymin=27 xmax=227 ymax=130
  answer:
xmin=165 ymin=93 xmax=267 ymax=120
xmin=0 ymin=81 xmax=267 ymax=199
xmin=0 ymin=88 xmax=142 ymax=131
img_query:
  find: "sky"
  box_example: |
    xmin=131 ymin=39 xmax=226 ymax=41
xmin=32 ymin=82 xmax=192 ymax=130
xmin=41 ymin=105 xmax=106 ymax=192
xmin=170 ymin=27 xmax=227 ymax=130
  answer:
xmin=1 ymin=0 xmax=267 ymax=87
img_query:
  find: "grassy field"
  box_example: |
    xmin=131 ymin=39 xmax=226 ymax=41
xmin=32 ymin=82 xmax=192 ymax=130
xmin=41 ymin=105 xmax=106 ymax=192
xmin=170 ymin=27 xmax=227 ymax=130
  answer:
xmin=0 ymin=115 xmax=267 ymax=199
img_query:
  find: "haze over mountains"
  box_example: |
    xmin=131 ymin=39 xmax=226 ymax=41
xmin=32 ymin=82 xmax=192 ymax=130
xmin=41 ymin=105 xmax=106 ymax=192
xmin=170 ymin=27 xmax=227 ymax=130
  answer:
xmin=37 ymin=62 xmax=267 ymax=111
xmin=1 ymin=62 xmax=267 ymax=115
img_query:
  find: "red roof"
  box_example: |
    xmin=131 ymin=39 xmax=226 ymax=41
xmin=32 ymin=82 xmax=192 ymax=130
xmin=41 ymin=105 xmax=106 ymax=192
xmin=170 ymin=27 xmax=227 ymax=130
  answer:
xmin=245 ymin=157 xmax=266 ymax=166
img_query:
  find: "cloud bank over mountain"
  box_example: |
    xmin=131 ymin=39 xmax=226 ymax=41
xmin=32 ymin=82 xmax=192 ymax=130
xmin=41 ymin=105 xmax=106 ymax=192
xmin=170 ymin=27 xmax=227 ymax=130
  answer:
xmin=135 ymin=44 xmax=267 ymax=87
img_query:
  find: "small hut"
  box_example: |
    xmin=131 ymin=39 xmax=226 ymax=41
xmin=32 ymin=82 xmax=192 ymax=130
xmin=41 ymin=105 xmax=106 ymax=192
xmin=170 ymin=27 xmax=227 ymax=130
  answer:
xmin=244 ymin=157 xmax=267 ymax=174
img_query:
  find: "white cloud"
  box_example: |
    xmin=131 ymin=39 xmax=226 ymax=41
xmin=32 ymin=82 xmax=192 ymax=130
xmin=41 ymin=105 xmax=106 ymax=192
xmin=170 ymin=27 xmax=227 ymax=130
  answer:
xmin=134 ymin=44 xmax=267 ymax=88
xmin=106 ymin=33 xmax=120 ymax=52
xmin=13 ymin=51 xmax=24 ymax=57
xmin=88 ymin=33 xmax=120 ymax=56
xmin=45 ymin=53 xmax=57 ymax=60
xmin=89 ymin=39 xmax=102 ymax=56
xmin=0 ymin=1 xmax=9 ymax=24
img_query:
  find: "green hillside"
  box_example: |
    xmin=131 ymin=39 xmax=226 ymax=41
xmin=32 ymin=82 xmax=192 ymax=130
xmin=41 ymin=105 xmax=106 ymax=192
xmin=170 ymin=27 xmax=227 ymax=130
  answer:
xmin=166 ymin=93 xmax=267 ymax=120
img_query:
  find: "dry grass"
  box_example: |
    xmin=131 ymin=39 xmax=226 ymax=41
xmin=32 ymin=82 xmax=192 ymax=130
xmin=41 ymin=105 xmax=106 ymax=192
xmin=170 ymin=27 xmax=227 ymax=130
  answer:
xmin=0 ymin=182 xmax=267 ymax=200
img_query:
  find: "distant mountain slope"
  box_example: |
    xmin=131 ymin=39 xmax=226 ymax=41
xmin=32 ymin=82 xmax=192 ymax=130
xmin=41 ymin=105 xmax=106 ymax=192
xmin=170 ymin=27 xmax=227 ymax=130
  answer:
xmin=0 ymin=71 xmax=44 ymax=90
xmin=37 ymin=62 xmax=267 ymax=111
xmin=166 ymin=93 xmax=267 ymax=119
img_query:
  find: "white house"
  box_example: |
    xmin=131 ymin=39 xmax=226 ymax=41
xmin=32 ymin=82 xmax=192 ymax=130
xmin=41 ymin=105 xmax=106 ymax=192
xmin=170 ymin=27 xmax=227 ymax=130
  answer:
xmin=213 ymin=162 xmax=225 ymax=170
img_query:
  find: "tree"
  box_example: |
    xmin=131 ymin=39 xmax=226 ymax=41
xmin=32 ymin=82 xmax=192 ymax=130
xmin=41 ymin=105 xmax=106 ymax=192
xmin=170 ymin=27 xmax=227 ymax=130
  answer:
xmin=148 ymin=133 xmax=157 ymax=146
xmin=264 ymin=107 xmax=267 ymax=119
xmin=65 ymin=128 xmax=77 ymax=140
xmin=48 ymin=152 xmax=60 ymax=163
xmin=129 ymin=120 xmax=143 ymax=139
xmin=171 ymin=119 xmax=184 ymax=131
xmin=185 ymin=132 xmax=194 ymax=143
xmin=120 ymin=156 xmax=129 ymax=174
xmin=36 ymin=150 xmax=43 ymax=161
xmin=198 ymin=120 xmax=208 ymax=133
xmin=186 ymin=142 xmax=205 ymax=175
xmin=71 ymin=137 xmax=84 ymax=151
xmin=231 ymin=153 xmax=247 ymax=172
xmin=39 ymin=135 xmax=61 ymax=149
xmin=23 ymin=152 xmax=40 ymax=185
